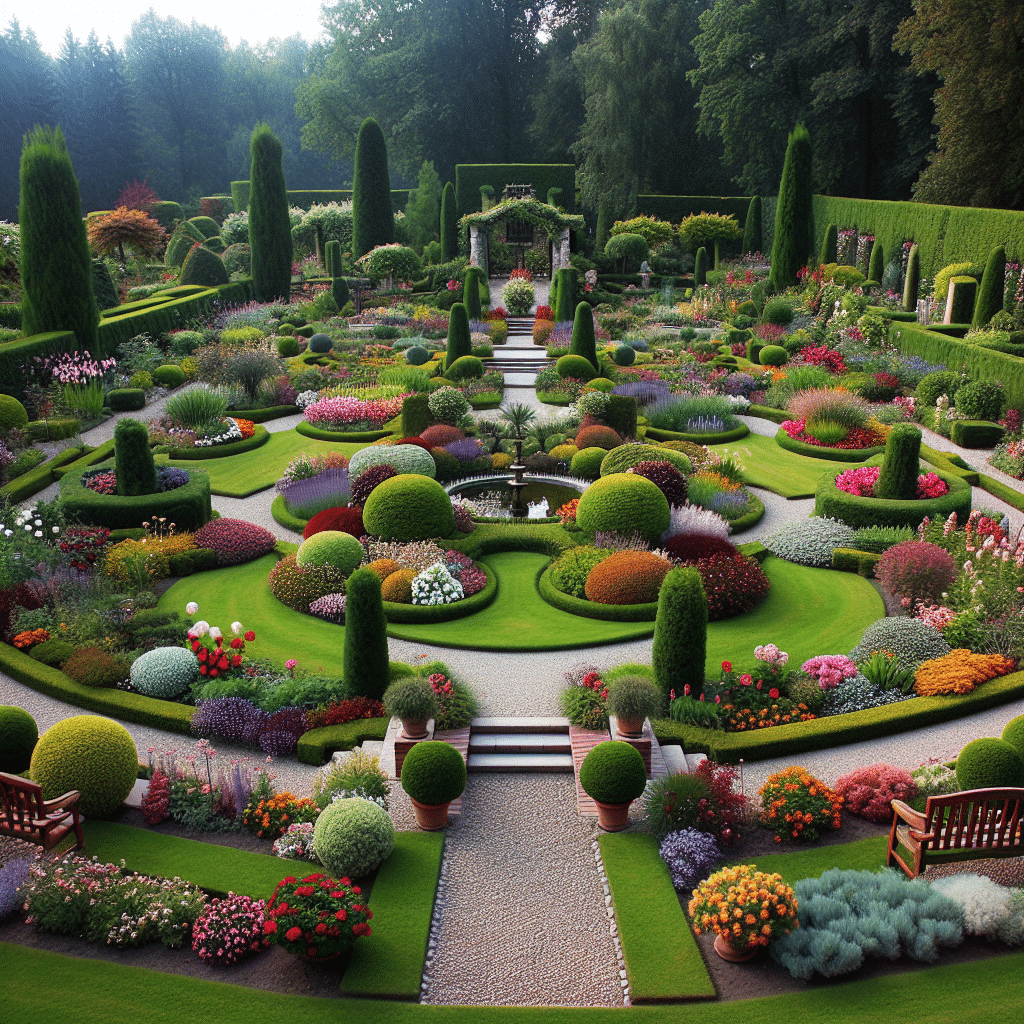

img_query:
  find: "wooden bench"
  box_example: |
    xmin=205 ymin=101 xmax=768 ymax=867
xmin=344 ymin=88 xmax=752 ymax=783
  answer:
xmin=887 ymin=787 xmax=1024 ymax=879
xmin=0 ymin=771 xmax=84 ymax=852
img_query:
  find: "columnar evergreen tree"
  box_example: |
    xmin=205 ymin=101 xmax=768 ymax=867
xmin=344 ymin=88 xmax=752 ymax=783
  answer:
xmin=352 ymin=117 xmax=394 ymax=259
xmin=445 ymin=303 xmax=471 ymax=370
xmin=902 ymin=244 xmax=920 ymax=313
xmin=463 ymin=267 xmax=483 ymax=320
xmin=973 ymin=245 xmax=1006 ymax=328
xmin=19 ymin=125 xmax=98 ymax=350
xmin=694 ymin=247 xmax=707 ymax=287
xmin=769 ymin=124 xmax=814 ymax=292
xmin=819 ymin=223 xmax=838 ymax=266
xmin=741 ymin=196 xmax=762 ymax=256
xmin=554 ymin=267 xmax=576 ymax=323
xmin=248 ymin=123 xmax=292 ymax=302
xmin=874 ymin=424 xmax=922 ymax=501
xmin=343 ymin=568 xmax=390 ymax=700
xmin=652 ymin=567 xmax=708 ymax=702
xmin=325 ymin=239 xmax=342 ymax=278
xmin=440 ymin=181 xmax=457 ymax=262
xmin=868 ymin=240 xmax=884 ymax=284
xmin=114 ymin=418 xmax=157 ymax=496
xmin=569 ymin=302 xmax=598 ymax=372
xmin=595 ymin=198 xmax=612 ymax=254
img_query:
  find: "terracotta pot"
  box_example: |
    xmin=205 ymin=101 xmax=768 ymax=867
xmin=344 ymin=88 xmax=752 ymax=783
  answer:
xmin=593 ymin=798 xmax=631 ymax=832
xmin=615 ymin=716 xmax=644 ymax=738
xmin=713 ymin=933 xmax=757 ymax=963
xmin=410 ymin=797 xmax=451 ymax=831
xmin=401 ymin=717 xmax=429 ymax=739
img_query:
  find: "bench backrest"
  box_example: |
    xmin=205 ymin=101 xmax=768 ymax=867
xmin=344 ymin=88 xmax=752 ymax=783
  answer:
xmin=0 ymin=772 xmax=46 ymax=832
xmin=923 ymin=787 xmax=1024 ymax=852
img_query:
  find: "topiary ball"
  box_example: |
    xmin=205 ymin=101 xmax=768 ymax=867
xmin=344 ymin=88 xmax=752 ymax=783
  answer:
xmin=575 ymin=424 xmax=623 ymax=451
xmin=30 ymin=715 xmax=138 ymax=818
xmin=579 ymin=740 xmax=648 ymax=804
xmin=193 ymin=518 xmax=277 ymax=566
xmin=349 ymin=442 xmax=436 ymax=481
xmin=585 ymin=550 xmax=673 ymax=605
xmin=308 ymin=333 xmax=333 ymax=354
xmin=363 ymin=474 xmax=456 ymax=541
xmin=0 ymin=705 xmax=38 ymax=773
xmin=446 ymin=355 xmax=484 ymax=380
xmin=406 ymin=345 xmax=430 ymax=366
xmin=420 ymin=424 xmax=465 ymax=448
xmin=612 ymin=345 xmax=636 ymax=367
xmin=153 ymin=364 xmax=186 ymax=388
xmin=313 ymin=796 xmax=395 ymax=879
xmin=0 ymin=394 xmax=30 ymax=432
xmin=556 ymin=354 xmax=597 ymax=382
xmin=575 ymin=474 xmax=670 ymax=543
xmin=759 ymin=345 xmax=789 ymax=366
xmin=956 ymin=737 xmax=1024 ymax=790
xmin=588 ymin=378 xmax=616 ymax=393
xmin=381 ymin=568 xmax=417 ymax=603
xmin=400 ymin=740 xmax=467 ymax=805
xmin=600 ymin=442 xmax=691 ymax=477
xmin=296 ymin=530 xmax=364 ymax=575
xmin=571 ymin=447 xmax=611 ymax=480
xmin=130 ymin=646 xmax=200 ymax=699
xmin=180 ymin=244 xmax=228 ymax=287
xmin=1002 ymin=715 xmax=1024 ymax=760
xmin=277 ymin=336 xmax=301 ymax=357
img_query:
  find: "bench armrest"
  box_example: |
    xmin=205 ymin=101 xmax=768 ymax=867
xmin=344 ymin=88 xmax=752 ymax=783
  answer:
xmin=42 ymin=790 xmax=81 ymax=813
xmin=891 ymin=800 xmax=927 ymax=830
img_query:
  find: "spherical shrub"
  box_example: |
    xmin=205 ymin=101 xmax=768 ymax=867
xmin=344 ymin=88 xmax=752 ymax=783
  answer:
xmin=400 ymin=740 xmax=467 ymax=805
xmin=427 ymin=386 xmax=470 ymax=426
xmin=28 ymin=638 xmax=76 ymax=668
xmin=0 ymin=705 xmax=37 ymax=772
xmin=365 ymin=558 xmax=401 ymax=582
xmin=302 ymin=505 xmax=365 ymax=540
xmin=849 ymin=616 xmax=952 ymax=670
xmin=570 ymin=447 xmax=608 ymax=480
xmin=600 ymin=442 xmax=692 ymax=477
xmin=579 ymin=741 xmax=648 ymax=804
xmin=276 ymin=336 xmax=300 ymax=357
xmin=575 ymin=425 xmax=622 ymax=451
xmin=759 ymin=345 xmax=789 ymax=366
xmin=296 ymin=530 xmax=364 ymax=575
xmin=585 ymin=551 xmax=673 ymax=605
xmin=130 ymin=646 xmax=200 ymax=699
xmin=575 ymin=474 xmax=670 ymax=543
xmin=363 ymin=474 xmax=456 ymax=541
xmin=763 ymin=516 xmax=856 ymax=567
xmin=613 ymin=345 xmax=636 ymax=367
xmin=835 ymin=763 xmax=917 ymax=823
xmin=350 ymin=464 xmax=398 ymax=506
xmin=0 ymin=394 xmax=29 ymax=432
xmin=128 ymin=370 xmax=154 ymax=390
xmin=349 ymin=442 xmax=436 ymax=481
xmin=956 ymin=738 xmax=1024 ymax=790
xmin=446 ymin=355 xmax=484 ymax=380
xmin=222 ymin=242 xmax=252 ymax=276
xmin=762 ymin=297 xmax=795 ymax=326
xmin=406 ymin=345 xmax=430 ymax=366
xmin=550 ymin=443 xmax=579 ymax=461
xmin=549 ymin=546 xmax=613 ymax=598
xmin=954 ymin=379 xmax=1005 ymax=421
xmin=193 ymin=518 xmax=277 ymax=566
xmin=61 ymin=647 xmax=130 ymax=689
xmin=308 ymin=333 xmax=333 ymax=354
xmin=381 ymin=568 xmax=417 ymax=603
xmin=628 ymin=461 xmax=688 ymax=507
xmin=556 ymin=354 xmax=597 ymax=382
xmin=1002 ymin=715 xmax=1024 ymax=760
xmin=664 ymin=532 xmax=738 ymax=562
xmin=30 ymin=715 xmax=138 ymax=818
xmin=153 ymin=364 xmax=186 ymax=388
xmin=876 ymin=541 xmax=956 ymax=608
xmin=915 ymin=370 xmax=963 ymax=407
xmin=420 ymin=424 xmax=464 ymax=448
xmin=313 ymin=796 xmax=395 ymax=879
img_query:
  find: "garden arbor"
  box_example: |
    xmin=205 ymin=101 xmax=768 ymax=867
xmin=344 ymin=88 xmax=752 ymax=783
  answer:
xmin=460 ymin=194 xmax=584 ymax=278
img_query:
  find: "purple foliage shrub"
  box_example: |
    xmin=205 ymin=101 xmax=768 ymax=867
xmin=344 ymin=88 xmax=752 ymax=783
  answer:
xmin=257 ymin=708 xmax=310 ymax=756
xmin=628 ymin=460 xmax=688 ymax=507
xmin=444 ymin=437 xmax=487 ymax=462
xmin=0 ymin=857 xmax=34 ymax=917
xmin=659 ymin=829 xmax=722 ymax=892
xmin=876 ymin=541 xmax=957 ymax=609
xmin=611 ymin=380 xmax=671 ymax=406
xmin=350 ymin=464 xmax=397 ymax=506
xmin=192 ymin=697 xmax=269 ymax=747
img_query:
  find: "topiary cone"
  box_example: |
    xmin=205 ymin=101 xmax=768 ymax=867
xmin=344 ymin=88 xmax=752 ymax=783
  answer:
xmin=694 ymin=247 xmax=707 ymax=287
xmin=973 ymin=244 xmax=1006 ymax=328
xmin=343 ymin=568 xmax=390 ymax=700
xmin=819 ymin=223 xmax=837 ymax=266
xmin=554 ymin=267 xmax=576 ymax=323
xmin=114 ymin=417 xmax=157 ymax=496
xmin=652 ymin=567 xmax=708 ymax=702
xmin=874 ymin=423 xmax=923 ymax=501
xmin=569 ymin=301 xmax=598 ymax=372
xmin=902 ymin=244 xmax=920 ymax=313
xmin=445 ymin=302 xmax=472 ymax=371
xmin=463 ymin=267 xmax=482 ymax=320
xmin=742 ymin=196 xmax=762 ymax=256
xmin=867 ymin=239 xmax=884 ymax=284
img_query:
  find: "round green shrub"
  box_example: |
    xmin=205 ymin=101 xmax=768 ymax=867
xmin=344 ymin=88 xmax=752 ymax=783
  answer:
xmin=278 ymin=323 xmax=296 ymax=336
xmin=308 ymin=333 xmax=333 ymax=354
xmin=446 ymin=355 xmax=484 ymax=380
xmin=1002 ymin=715 xmax=1024 ymax=759
xmin=0 ymin=394 xmax=29 ymax=432
xmin=954 ymin=379 xmax=1005 ymax=421
xmin=349 ymin=443 xmax=436 ymax=480
xmin=915 ymin=371 xmax=963 ymax=407
xmin=612 ymin=346 xmax=636 ymax=367
xmin=128 ymin=371 xmax=154 ymax=391
xmin=762 ymin=297 xmax=796 ymax=326
xmin=276 ymin=336 xmax=300 ymax=357
xmin=600 ymin=442 xmax=691 ymax=477
xmin=179 ymin=245 xmax=228 ymax=287
xmin=575 ymin=473 xmax=670 ymax=543
xmin=556 ymin=354 xmax=597 ymax=382
xmin=203 ymin=236 xmax=226 ymax=254
xmin=427 ymin=386 xmax=470 ymax=425
xmin=296 ymin=530 xmax=364 ymax=575
xmin=570 ymin=446 xmax=608 ymax=480
xmin=152 ymin=364 xmax=186 ymax=388
xmin=222 ymin=242 xmax=252 ymax=276
xmin=956 ymin=738 xmax=1024 ymax=790
xmin=0 ymin=705 xmax=38 ymax=772
xmin=400 ymin=740 xmax=467 ymax=805
xmin=313 ymin=796 xmax=395 ymax=879
xmin=579 ymin=741 xmax=647 ymax=804
xmin=130 ymin=646 xmax=200 ymax=699
xmin=29 ymin=638 xmax=76 ymax=668
xmin=30 ymin=715 xmax=138 ymax=818
xmin=106 ymin=389 xmax=146 ymax=411
xmin=406 ymin=345 xmax=430 ymax=366
xmin=363 ymin=474 xmax=456 ymax=541
xmin=383 ymin=677 xmax=439 ymax=720
xmin=588 ymin=377 xmax=615 ymax=393
xmin=759 ymin=345 xmax=789 ymax=366
xmin=188 ymin=215 xmax=220 ymax=238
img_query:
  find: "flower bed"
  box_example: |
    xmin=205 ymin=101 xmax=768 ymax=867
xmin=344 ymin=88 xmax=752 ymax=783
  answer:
xmin=779 ymin=419 xmax=887 ymax=451
xmin=303 ymin=393 xmax=407 ymax=431
xmin=835 ymin=465 xmax=948 ymax=499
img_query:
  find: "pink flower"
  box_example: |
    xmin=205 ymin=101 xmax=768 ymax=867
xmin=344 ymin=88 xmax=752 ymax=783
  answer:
xmin=286 ymin=659 xmax=297 ymax=670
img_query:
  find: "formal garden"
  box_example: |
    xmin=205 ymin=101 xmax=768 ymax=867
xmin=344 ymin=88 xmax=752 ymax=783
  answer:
xmin=5 ymin=117 xmax=1024 ymax=1023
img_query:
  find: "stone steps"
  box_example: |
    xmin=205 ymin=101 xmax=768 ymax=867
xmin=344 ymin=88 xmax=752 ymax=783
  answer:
xmin=466 ymin=716 xmax=574 ymax=773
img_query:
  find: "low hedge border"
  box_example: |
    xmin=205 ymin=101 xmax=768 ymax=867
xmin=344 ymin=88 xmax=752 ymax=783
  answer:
xmin=294 ymin=421 xmax=392 ymax=443
xmin=0 ymin=445 xmax=86 ymax=503
xmin=58 ymin=461 xmax=214 ymax=532
xmin=226 ymin=405 xmax=299 ymax=423
xmin=296 ymin=718 xmax=390 ymax=765
xmin=831 ymin=548 xmax=881 ymax=576
xmin=920 ymin=443 xmax=979 ymax=484
xmin=727 ymin=491 xmax=765 ymax=533
xmin=745 ymin=405 xmax=790 ymax=425
xmin=538 ymin=566 xmax=659 ymax=622
xmin=652 ymin=669 xmax=1024 ymax=763
xmin=382 ymin=561 xmax=497 ymax=623
xmin=0 ymin=642 xmax=195 ymax=734
xmin=270 ymin=493 xmax=307 ymax=534
xmin=51 ymin=440 xmax=116 ymax=478
xmin=163 ymin=425 xmax=270 ymax=460
xmin=468 ymin=395 xmax=503 ymax=409
xmin=536 ymin=391 xmax=574 ymax=406
xmin=774 ymin=428 xmax=886 ymax=462
xmin=645 ymin=423 xmax=750 ymax=444
xmin=950 ymin=420 xmax=1005 ymax=448
xmin=814 ymin=465 xmax=972 ymax=529
xmin=979 ymin=473 xmax=1024 ymax=513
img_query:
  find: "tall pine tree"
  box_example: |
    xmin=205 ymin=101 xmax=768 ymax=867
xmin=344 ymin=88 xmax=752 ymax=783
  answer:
xmin=352 ymin=117 xmax=394 ymax=259
xmin=769 ymin=124 xmax=814 ymax=292
xmin=440 ymin=181 xmax=457 ymax=262
xmin=248 ymin=123 xmax=292 ymax=302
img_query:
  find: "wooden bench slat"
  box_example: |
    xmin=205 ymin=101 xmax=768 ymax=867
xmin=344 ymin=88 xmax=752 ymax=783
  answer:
xmin=0 ymin=771 xmax=84 ymax=852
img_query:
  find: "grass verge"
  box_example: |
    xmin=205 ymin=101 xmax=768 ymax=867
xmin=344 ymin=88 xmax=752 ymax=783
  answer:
xmin=726 ymin=836 xmax=889 ymax=879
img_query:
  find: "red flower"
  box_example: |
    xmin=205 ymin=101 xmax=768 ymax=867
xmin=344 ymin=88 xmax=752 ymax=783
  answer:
xmin=769 ymin=688 xmax=780 ymax=699
xmin=335 ymin=909 xmax=347 ymax=921
xmin=231 ymin=654 xmax=242 ymax=667
xmin=683 ymin=684 xmax=690 ymax=696
xmin=209 ymin=668 xmax=219 ymax=678
xmin=295 ymin=886 xmax=315 ymax=897
xmin=315 ymin=923 xmax=327 ymax=935
xmin=244 ymin=630 xmax=255 ymax=641
xmin=230 ymin=637 xmax=244 ymax=649
xmin=263 ymin=919 xmax=277 ymax=934
xmin=352 ymin=922 xmax=371 ymax=937
xmin=285 ymin=926 xmax=302 ymax=942
xmin=197 ymin=648 xmax=208 ymax=662
xmin=722 ymin=661 xmax=732 ymax=672
xmin=217 ymin=655 xmax=230 ymax=670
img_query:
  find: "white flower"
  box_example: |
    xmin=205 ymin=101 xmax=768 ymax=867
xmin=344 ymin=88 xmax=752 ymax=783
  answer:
xmin=51 ymin=526 xmax=60 ymax=534
xmin=209 ymin=626 xmax=222 ymax=641
xmin=24 ymin=524 xmax=31 ymax=532
xmin=231 ymin=621 xmax=243 ymax=635
xmin=186 ymin=602 xmax=199 ymax=615
xmin=192 ymin=621 xmax=210 ymax=637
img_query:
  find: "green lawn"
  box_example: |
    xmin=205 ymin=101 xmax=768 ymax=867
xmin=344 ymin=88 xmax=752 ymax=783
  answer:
xmin=726 ymin=836 xmax=890 ymax=880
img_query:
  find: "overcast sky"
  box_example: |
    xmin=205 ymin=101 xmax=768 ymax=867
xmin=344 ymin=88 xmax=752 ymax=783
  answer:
xmin=9 ymin=0 xmax=330 ymax=57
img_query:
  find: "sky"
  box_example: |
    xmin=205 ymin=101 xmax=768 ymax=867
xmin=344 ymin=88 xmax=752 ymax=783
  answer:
xmin=7 ymin=0 xmax=331 ymax=57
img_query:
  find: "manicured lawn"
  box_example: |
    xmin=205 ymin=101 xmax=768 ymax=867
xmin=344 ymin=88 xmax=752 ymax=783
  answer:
xmin=726 ymin=836 xmax=890 ymax=880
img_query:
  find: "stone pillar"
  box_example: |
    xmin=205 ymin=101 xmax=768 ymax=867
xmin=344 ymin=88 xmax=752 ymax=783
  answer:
xmin=555 ymin=227 xmax=571 ymax=272
xmin=470 ymin=225 xmax=486 ymax=274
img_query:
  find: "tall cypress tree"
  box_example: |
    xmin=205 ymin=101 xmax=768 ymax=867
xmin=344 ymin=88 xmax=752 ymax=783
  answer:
xmin=741 ymin=195 xmax=762 ymax=255
xmin=19 ymin=125 xmax=98 ymax=350
xmin=248 ymin=124 xmax=292 ymax=302
xmin=973 ymin=245 xmax=1006 ymax=328
xmin=440 ymin=181 xmax=457 ymax=262
xmin=769 ymin=124 xmax=814 ymax=292
xmin=352 ymin=118 xmax=394 ymax=259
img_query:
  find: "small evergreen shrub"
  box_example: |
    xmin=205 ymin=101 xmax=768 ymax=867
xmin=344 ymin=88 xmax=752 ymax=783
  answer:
xmin=578 ymin=740 xmax=647 ymax=804
xmin=956 ymin=738 xmax=1024 ymax=790
xmin=343 ymin=568 xmax=390 ymax=699
xmin=362 ymin=474 xmax=456 ymax=540
xmin=575 ymin=474 xmax=669 ymax=543
xmin=400 ymin=740 xmax=467 ymax=805
xmin=584 ymin=550 xmax=673 ymax=605
xmin=61 ymin=647 xmax=129 ymax=689
xmin=874 ymin=424 xmax=923 ymax=501
xmin=652 ymin=566 xmax=707 ymax=701
xmin=114 ymin=417 xmax=157 ymax=496
xmin=763 ymin=517 xmax=856 ymax=567
xmin=0 ymin=705 xmax=37 ymax=772
xmin=153 ymin=364 xmax=186 ymax=388
xmin=295 ymin=530 xmax=364 ymax=575
xmin=313 ymin=796 xmax=395 ymax=879
xmin=131 ymin=646 xmax=200 ymax=699
xmin=180 ymin=245 xmax=228 ymax=287
xmin=954 ymin=379 xmax=1004 ymax=421
xmin=850 ymin=617 xmax=952 ymax=670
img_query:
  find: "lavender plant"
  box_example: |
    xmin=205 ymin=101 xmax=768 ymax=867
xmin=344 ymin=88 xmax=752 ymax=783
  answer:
xmin=659 ymin=829 xmax=721 ymax=892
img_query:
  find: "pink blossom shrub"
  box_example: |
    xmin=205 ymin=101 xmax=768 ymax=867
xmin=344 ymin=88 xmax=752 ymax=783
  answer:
xmin=304 ymin=393 xmax=407 ymax=430
xmin=800 ymin=654 xmax=859 ymax=690
xmin=835 ymin=466 xmax=949 ymax=499
xmin=194 ymin=518 xmax=277 ymax=566
xmin=835 ymin=763 xmax=917 ymax=823
xmin=876 ymin=540 xmax=957 ymax=609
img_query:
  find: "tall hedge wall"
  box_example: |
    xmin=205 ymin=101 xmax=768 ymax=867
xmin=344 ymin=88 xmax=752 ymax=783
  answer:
xmin=0 ymin=332 xmax=75 ymax=397
xmin=230 ymin=184 xmax=410 ymax=214
xmin=637 ymin=195 xmax=751 ymax=225
xmin=455 ymin=165 xmax=576 ymax=218
xmin=231 ymin=181 xmax=250 ymax=213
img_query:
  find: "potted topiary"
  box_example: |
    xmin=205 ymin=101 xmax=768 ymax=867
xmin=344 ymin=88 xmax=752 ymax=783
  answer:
xmin=400 ymin=740 xmax=467 ymax=830
xmin=383 ymin=677 xmax=439 ymax=739
xmin=579 ymin=740 xmax=648 ymax=832
xmin=606 ymin=675 xmax=663 ymax=738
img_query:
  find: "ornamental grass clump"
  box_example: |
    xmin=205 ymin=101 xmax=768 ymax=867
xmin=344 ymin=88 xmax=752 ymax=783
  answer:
xmin=659 ymin=829 xmax=721 ymax=893
xmin=787 ymin=388 xmax=870 ymax=429
xmin=759 ymin=766 xmax=843 ymax=843
xmin=690 ymin=865 xmax=798 ymax=952
xmin=834 ymin=763 xmax=916 ymax=823
xmin=914 ymin=649 xmax=1016 ymax=697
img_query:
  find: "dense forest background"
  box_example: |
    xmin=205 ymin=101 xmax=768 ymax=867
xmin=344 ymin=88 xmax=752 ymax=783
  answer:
xmin=2 ymin=0 xmax=1020 ymax=223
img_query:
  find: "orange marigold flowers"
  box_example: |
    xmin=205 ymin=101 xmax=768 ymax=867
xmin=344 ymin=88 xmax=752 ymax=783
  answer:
xmin=759 ymin=766 xmax=843 ymax=843
xmin=690 ymin=865 xmax=798 ymax=951
xmin=914 ymin=649 xmax=1016 ymax=697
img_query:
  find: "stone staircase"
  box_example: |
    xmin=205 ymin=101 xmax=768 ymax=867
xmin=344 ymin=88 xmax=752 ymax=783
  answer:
xmin=488 ymin=315 xmax=550 ymax=380
xmin=466 ymin=716 xmax=574 ymax=773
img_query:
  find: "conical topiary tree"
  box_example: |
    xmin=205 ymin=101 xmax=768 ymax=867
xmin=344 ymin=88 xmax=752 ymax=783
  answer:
xmin=742 ymin=195 xmax=762 ymax=255
xmin=769 ymin=124 xmax=815 ymax=292
xmin=19 ymin=125 xmax=98 ymax=351
xmin=343 ymin=568 xmax=390 ymax=700
xmin=463 ymin=266 xmax=482 ymax=320
xmin=445 ymin=302 xmax=471 ymax=370
xmin=818 ymin=223 xmax=837 ymax=266
xmin=248 ymin=124 xmax=292 ymax=302
xmin=569 ymin=302 xmax=598 ymax=372
xmin=874 ymin=423 xmax=923 ymax=501
xmin=868 ymin=240 xmax=884 ymax=284
xmin=554 ymin=267 xmax=576 ymax=323
xmin=352 ymin=118 xmax=394 ymax=260
xmin=973 ymin=245 xmax=1006 ymax=328
xmin=694 ymin=247 xmax=708 ymax=287
xmin=114 ymin=418 xmax=157 ymax=496
xmin=440 ymin=181 xmax=457 ymax=262
xmin=652 ymin=567 xmax=708 ymax=703
xmin=902 ymin=244 xmax=920 ymax=313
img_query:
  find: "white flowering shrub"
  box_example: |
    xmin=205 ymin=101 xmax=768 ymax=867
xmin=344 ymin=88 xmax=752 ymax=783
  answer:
xmin=411 ymin=562 xmax=464 ymax=605
xmin=911 ymin=762 xmax=959 ymax=799
xmin=660 ymin=502 xmax=730 ymax=543
xmin=763 ymin=516 xmax=857 ymax=567
xmin=930 ymin=874 xmax=1018 ymax=941
xmin=849 ymin=617 xmax=952 ymax=670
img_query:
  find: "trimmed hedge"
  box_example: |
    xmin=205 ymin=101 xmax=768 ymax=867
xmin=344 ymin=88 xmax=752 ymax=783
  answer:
xmin=295 ymin=718 xmax=390 ymax=765
xmin=270 ymin=493 xmax=306 ymax=534
xmin=644 ymin=424 xmax=750 ymax=444
xmin=294 ymin=421 xmax=390 ymax=443
xmin=455 ymin=164 xmax=576 ymax=218
xmin=774 ymin=428 xmax=886 ymax=461
xmin=538 ymin=567 xmax=658 ymax=622
xmin=638 ymin=195 xmax=751 ymax=225
xmin=950 ymin=420 xmax=1005 ymax=448
xmin=51 ymin=439 xmax=115 ymax=478
xmin=163 ymin=425 xmax=269 ymax=460
xmin=0 ymin=445 xmax=83 ymax=503
xmin=226 ymin=404 xmax=299 ymax=423
xmin=747 ymin=404 xmax=790 ymax=424
xmin=831 ymin=548 xmax=881 ymax=577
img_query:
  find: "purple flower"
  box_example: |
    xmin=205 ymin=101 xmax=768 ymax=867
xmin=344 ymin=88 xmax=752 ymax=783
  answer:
xmin=444 ymin=438 xmax=486 ymax=463
xmin=309 ymin=592 xmax=346 ymax=624
xmin=192 ymin=697 xmax=268 ymax=747
xmin=659 ymin=829 xmax=721 ymax=892
xmin=257 ymin=708 xmax=309 ymax=756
